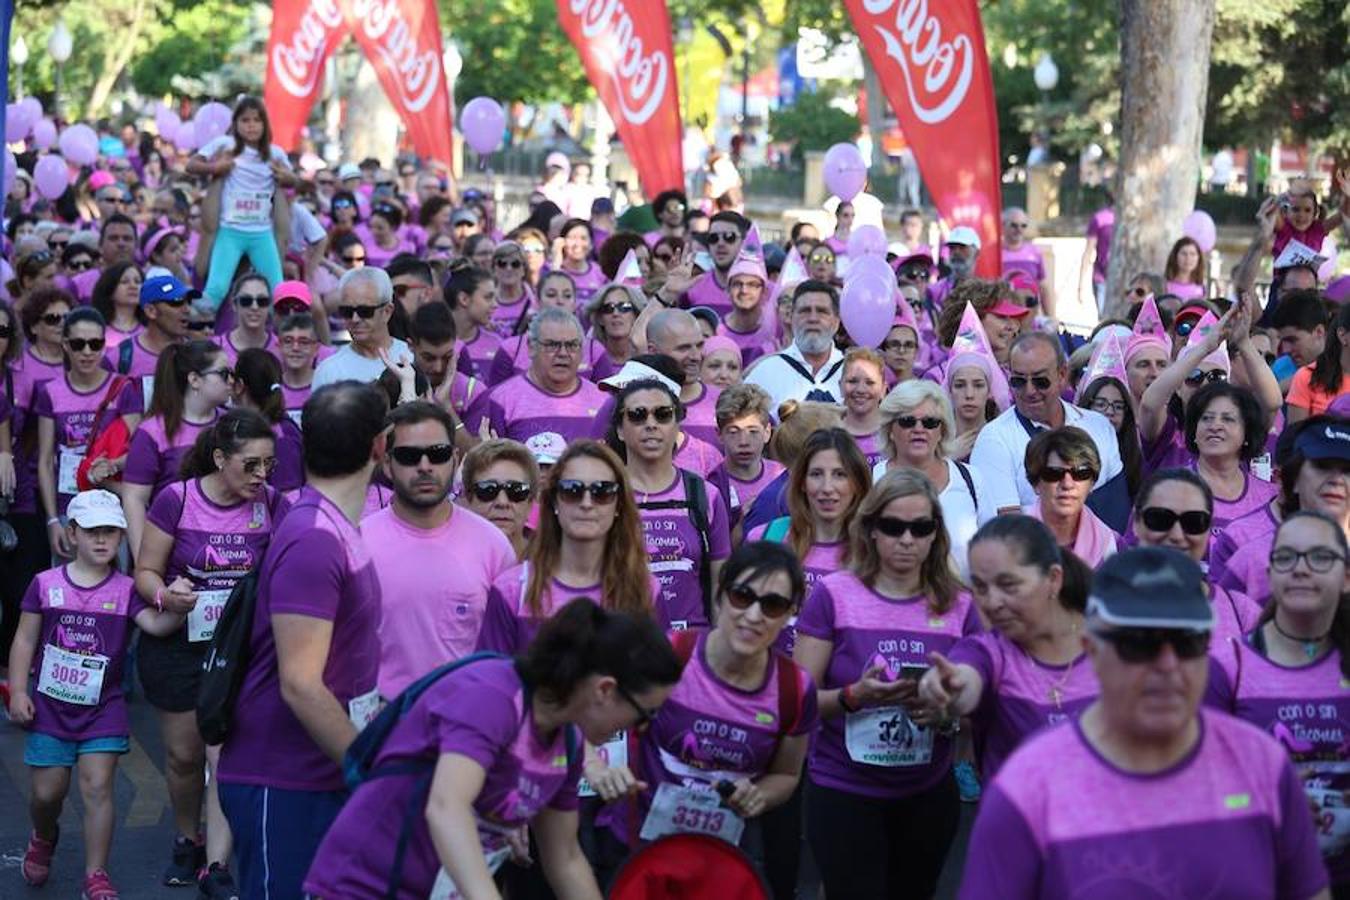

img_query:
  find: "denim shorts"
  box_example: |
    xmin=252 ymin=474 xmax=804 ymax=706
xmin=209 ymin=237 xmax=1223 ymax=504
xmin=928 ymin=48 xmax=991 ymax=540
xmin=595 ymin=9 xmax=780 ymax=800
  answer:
xmin=24 ymin=731 xmax=130 ymax=767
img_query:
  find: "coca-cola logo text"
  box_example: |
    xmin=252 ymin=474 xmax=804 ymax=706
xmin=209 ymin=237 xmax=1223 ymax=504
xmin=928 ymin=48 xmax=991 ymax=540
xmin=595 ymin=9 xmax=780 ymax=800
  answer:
xmin=348 ymin=0 xmax=443 ymax=114
xmin=270 ymin=0 xmax=346 ymax=100
xmin=567 ymin=0 xmax=670 ymax=126
xmin=862 ymin=0 xmax=973 ymax=125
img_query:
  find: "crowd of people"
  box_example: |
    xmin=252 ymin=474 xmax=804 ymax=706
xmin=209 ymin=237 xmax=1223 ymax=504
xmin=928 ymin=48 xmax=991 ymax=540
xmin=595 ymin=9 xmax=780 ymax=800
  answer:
xmin=1 ymin=94 xmax=1349 ymax=900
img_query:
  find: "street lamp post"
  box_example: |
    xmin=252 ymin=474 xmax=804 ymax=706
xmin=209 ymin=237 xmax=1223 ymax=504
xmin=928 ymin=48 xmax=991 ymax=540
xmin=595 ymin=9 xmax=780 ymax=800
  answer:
xmin=1032 ymin=52 xmax=1058 ymax=160
xmin=47 ymin=20 xmax=73 ymax=121
xmin=12 ymin=37 xmax=28 ymax=97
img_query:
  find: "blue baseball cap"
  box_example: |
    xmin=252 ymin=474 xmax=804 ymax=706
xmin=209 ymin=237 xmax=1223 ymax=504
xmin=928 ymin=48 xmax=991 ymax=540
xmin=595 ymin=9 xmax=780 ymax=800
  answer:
xmin=140 ymin=275 xmax=190 ymax=305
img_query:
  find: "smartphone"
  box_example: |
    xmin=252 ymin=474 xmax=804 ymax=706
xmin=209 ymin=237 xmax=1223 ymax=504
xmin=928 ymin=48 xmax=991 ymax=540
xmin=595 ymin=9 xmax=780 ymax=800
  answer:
xmin=900 ymin=664 xmax=930 ymax=684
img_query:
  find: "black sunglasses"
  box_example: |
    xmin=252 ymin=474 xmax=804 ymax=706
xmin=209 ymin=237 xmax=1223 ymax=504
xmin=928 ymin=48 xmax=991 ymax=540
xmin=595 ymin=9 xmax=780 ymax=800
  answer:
xmin=390 ymin=443 xmax=455 ymax=466
xmin=186 ymin=320 xmax=215 ymax=332
xmin=1184 ymin=368 xmax=1227 ymax=387
xmin=470 ymin=479 xmax=532 ymax=503
xmin=1092 ymin=628 xmax=1210 ymax=664
xmin=896 ymin=415 xmax=942 ymax=431
xmin=1039 ymin=465 xmax=1097 ymax=484
xmin=40 ymin=312 xmax=66 ymax=327
xmin=1138 ymin=507 xmax=1212 ymax=536
xmin=725 ymin=584 xmax=795 ymax=619
xmin=67 ymin=258 xmax=95 ymax=272
xmin=342 ymin=254 xmax=367 ymax=264
xmin=616 ymin=681 xmax=658 ymax=730
xmin=624 ymin=405 xmax=677 ymax=425
xmin=556 ymin=479 xmax=621 ymax=504
xmin=705 ymin=232 xmax=740 ymax=245
xmin=235 ymin=294 xmax=271 ymax=309
xmin=66 ymin=337 xmax=105 ymax=353
xmin=1009 ymin=374 xmax=1054 ymax=391
xmin=872 ymin=516 xmax=938 ymax=538
xmin=0 ymin=325 xmax=13 ymax=340
xmin=157 ymin=298 xmax=189 ymax=309
xmin=1130 ymin=286 xmax=1150 ymax=298
xmin=899 ymin=266 xmax=931 ymax=280
xmin=199 ymin=367 xmax=235 ymax=381
xmin=494 ymin=258 xmax=523 ymax=269
xmin=338 ymin=303 xmax=387 ymax=320
xmin=599 ymin=301 xmax=637 ymax=315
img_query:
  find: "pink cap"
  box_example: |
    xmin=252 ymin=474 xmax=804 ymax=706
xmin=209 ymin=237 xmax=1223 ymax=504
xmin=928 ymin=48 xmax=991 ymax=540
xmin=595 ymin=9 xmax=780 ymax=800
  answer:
xmin=1125 ymin=293 xmax=1171 ymax=365
xmin=274 ymin=280 xmax=312 ymax=309
xmin=1008 ymin=271 xmax=1040 ymax=297
xmin=944 ymin=302 xmax=1012 ymax=410
xmin=88 ymin=170 xmax=116 ymax=191
xmin=615 ymin=248 xmax=644 ymax=286
xmin=777 ymin=245 xmax=809 ymax=289
xmin=987 ymin=297 xmax=1033 ymax=319
xmin=1080 ymin=333 xmax=1129 ymax=389
xmin=727 ymin=249 xmax=766 ymax=285
xmin=702 ymin=335 xmax=740 ymax=360
xmin=1185 ymin=310 xmax=1230 ymax=375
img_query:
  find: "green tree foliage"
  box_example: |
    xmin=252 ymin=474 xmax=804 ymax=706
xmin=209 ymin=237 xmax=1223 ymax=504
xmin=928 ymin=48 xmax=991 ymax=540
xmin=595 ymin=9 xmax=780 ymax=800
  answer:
xmin=131 ymin=0 xmax=257 ymax=98
xmin=439 ymin=0 xmax=591 ymax=105
xmin=768 ymin=88 xmax=860 ymax=163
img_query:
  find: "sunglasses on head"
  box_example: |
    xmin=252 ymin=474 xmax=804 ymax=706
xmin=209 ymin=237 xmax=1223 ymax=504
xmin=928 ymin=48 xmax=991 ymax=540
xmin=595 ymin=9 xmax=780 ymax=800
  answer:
xmin=896 ymin=414 xmax=942 ymax=430
xmin=1009 ymin=374 xmax=1054 ymax=392
xmin=390 ymin=443 xmax=455 ymax=467
xmin=624 ymin=405 xmax=677 ymax=425
xmin=1183 ymin=368 xmax=1227 ymax=387
xmin=494 ymin=258 xmax=523 ymax=269
xmin=40 ymin=312 xmax=66 ymax=327
xmin=872 ymin=516 xmax=938 ymax=538
xmin=556 ymin=479 xmax=621 ymax=504
xmin=1092 ymin=628 xmax=1210 ymax=663
xmin=338 ymin=302 xmax=387 ymax=320
xmin=600 ymin=301 xmax=637 ymax=315
xmin=241 ymin=457 xmax=278 ymax=476
xmin=520 ymin=244 xmax=545 ymax=255
xmin=1138 ymin=507 xmax=1212 ymax=535
xmin=235 ymin=294 xmax=271 ymax=309
xmin=66 ymin=337 xmax=105 ymax=353
xmin=470 ymin=479 xmax=532 ymax=503
xmin=706 ymin=232 xmax=740 ymax=245
xmin=724 ymin=584 xmax=795 ymax=619
xmin=1039 ymin=465 xmax=1097 ymax=484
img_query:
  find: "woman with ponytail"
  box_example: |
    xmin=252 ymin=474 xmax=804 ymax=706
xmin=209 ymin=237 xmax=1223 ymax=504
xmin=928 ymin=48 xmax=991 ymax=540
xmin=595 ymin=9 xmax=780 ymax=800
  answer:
xmin=305 ymin=599 xmax=680 ymax=900
xmin=230 ymin=348 xmax=304 ymax=491
xmin=134 ymin=409 xmax=287 ymax=897
xmin=121 ymin=340 xmax=232 ymax=560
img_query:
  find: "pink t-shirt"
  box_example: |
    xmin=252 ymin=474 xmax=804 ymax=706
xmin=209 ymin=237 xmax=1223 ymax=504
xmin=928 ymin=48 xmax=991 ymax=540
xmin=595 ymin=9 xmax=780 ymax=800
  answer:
xmin=672 ymin=431 xmax=724 ymax=478
xmin=1166 ymin=280 xmax=1206 ymax=301
xmin=687 ymin=270 xmax=734 ymax=320
xmin=717 ymin=317 xmax=778 ymax=368
xmin=1273 ymin=219 xmax=1331 ymax=262
xmin=105 ymin=322 xmax=144 ymax=351
xmin=487 ymin=285 xmax=537 ymax=339
xmin=124 ymin=413 xmax=218 ymax=499
xmin=470 ymin=373 xmax=606 ymax=449
xmin=33 ymin=374 xmax=142 ymax=515
xmin=458 ymin=328 xmax=502 ymax=384
xmin=1000 ymin=244 xmax=1046 ymax=282
xmin=544 ymin=261 xmax=606 ymax=310
xmin=636 ymin=471 xmax=732 ymax=628
xmin=218 ymin=331 xmax=281 ymax=366
xmin=364 ymin=504 xmax=516 ymax=697
xmin=709 ymin=459 xmax=785 ymax=530
xmin=681 ymin=383 xmax=722 ymax=448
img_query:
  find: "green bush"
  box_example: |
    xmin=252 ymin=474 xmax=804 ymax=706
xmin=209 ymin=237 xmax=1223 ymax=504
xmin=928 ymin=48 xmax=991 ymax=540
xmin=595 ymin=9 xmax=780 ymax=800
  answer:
xmin=769 ymin=90 xmax=860 ymax=165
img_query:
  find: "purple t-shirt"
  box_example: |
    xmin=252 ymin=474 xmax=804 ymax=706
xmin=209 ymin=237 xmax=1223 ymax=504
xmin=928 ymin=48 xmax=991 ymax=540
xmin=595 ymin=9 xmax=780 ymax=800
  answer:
xmin=124 ymin=414 xmax=218 ymax=499
xmin=1000 ymin=244 xmax=1046 ymax=282
xmin=217 ymin=486 xmax=382 ymax=791
xmin=709 ymin=459 xmax=785 ymax=531
xmin=687 ymin=271 xmax=733 ymax=320
xmin=21 ymin=566 xmax=145 ymax=741
xmin=476 ymin=562 xmax=664 ymax=655
xmin=672 ymin=432 xmax=724 ymax=479
xmin=281 ymin=381 xmax=311 ymax=423
xmin=11 ymin=349 xmax=66 ymax=513
xmin=470 ymin=373 xmax=606 ymax=450
xmin=1219 ymin=537 xmax=1276 ymax=605
xmin=545 ymin=261 xmax=606 ymax=309
xmin=744 ymin=532 xmax=845 ymax=656
xmin=960 ymin=710 xmax=1329 ymax=900
xmin=681 ymin=383 xmax=721 ymax=448
xmin=102 ymin=332 xmax=162 ymax=380
xmin=304 ymin=659 xmax=582 ymax=899
xmin=637 ymin=471 xmax=732 ymax=628
xmin=948 ymin=630 xmax=1099 ymax=780
xmin=448 ymin=372 xmax=486 ymax=421
xmin=33 ymin=374 xmax=142 ymax=516
xmin=487 ymin=285 xmax=536 ymax=339
xmin=795 ymin=571 xmax=981 ymax=798
xmin=717 ymin=318 xmax=778 ymax=368
xmin=271 ymin=417 xmax=306 ymax=492
xmin=458 ymin=328 xmax=502 ymax=384
xmin=1086 ymin=207 xmax=1115 ymax=284
xmin=218 ymin=332 xmax=281 ymax=367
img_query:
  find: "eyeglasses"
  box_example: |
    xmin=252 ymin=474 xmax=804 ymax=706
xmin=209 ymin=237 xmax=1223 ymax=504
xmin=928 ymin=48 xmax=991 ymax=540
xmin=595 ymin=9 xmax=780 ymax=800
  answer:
xmin=725 ymin=584 xmax=795 ymax=619
xmin=280 ymin=335 xmax=317 ymax=348
xmin=199 ymin=367 xmax=235 ymax=382
xmin=624 ymin=405 xmax=677 ymax=425
xmin=536 ymin=339 xmax=581 ymax=355
xmin=470 ymin=479 xmax=532 ymax=503
xmin=1090 ymin=398 xmax=1128 ymax=416
xmin=1009 ymin=374 xmax=1054 ymax=392
xmin=615 ymin=681 xmax=658 ymax=730
xmin=1091 ymin=628 xmax=1210 ymax=664
xmin=1138 ymin=507 xmax=1212 ymax=536
xmin=40 ymin=312 xmax=66 ymax=327
xmin=1184 ymin=369 xmax=1227 ymax=387
xmin=67 ymin=258 xmax=95 ymax=272
xmin=235 ymin=294 xmax=271 ymax=309
xmin=0 ymin=325 xmax=13 ymax=340
xmin=342 ymin=254 xmax=367 ymax=265
xmin=494 ymin=258 xmax=523 ymax=270
xmin=66 ymin=337 xmax=105 ymax=353
xmin=1270 ymin=547 xmax=1346 ymax=573
xmin=338 ymin=302 xmax=388 ymax=320
xmin=241 ymin=457 xmax=278 ymax=476
xmin=1039 ymin=465 xmax=1097 ymax=484
xmin=895 ymin=414 xmax=942 ymax=431
xmin=872 ymin=516 xmax=938 ymax=538
xmin=599 ymin=302 xmax=637 ymax=315
xmin=706 ymin=232 xmax=740 ymax=245
xmin=882 ymin=339 xmax=918 ymax=353
xmin=556 ymin=479 xmax=622 ymax=505
xmin=389 ymin=443 xmax=455 ymax=466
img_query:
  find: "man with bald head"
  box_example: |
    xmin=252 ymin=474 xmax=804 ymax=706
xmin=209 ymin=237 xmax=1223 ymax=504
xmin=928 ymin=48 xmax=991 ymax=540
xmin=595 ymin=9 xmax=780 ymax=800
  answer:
xmin=646 ymin=308 xmax=720 ymax=445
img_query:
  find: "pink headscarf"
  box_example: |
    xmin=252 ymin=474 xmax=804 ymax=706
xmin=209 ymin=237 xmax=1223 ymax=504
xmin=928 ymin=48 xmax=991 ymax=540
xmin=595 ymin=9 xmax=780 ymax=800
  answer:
xmin=702 ymin=335 xmax=740 ymax=360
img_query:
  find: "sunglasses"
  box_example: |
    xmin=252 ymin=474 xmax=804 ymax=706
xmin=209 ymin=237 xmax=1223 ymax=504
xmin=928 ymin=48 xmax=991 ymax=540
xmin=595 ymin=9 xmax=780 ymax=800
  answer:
xmin=616 ymin=681 xmax=659 ymax=730
xmin=1007 ymin=222 xmax=1029 ymax=230
xmin=235 ymin=294 xmax=271 ymax=309
xmin=494 ymin=258 xmax=523 ymax=269
xmin=186 ymin=321 xmax=215 ymax=332
xmin=706 ymin=232 xmax=740 ymax=245
xmin=1092 ymin=628 xmax=1210 ymax=664
xmin=808 ymin=252 xmax=835 ymax=264
xmin=520 ymin=245 xmax=545 ymax=256
xmin=470 ymin=479 xmax=532 ymax=503
xmin=599 ymin=302 xmax=637 ymax=315
xmin=1270 ymin=547 xmax=1346 ymax=573
xmin=40 ymin=312 xmax=66 ymax=327
xmin=157 ymin=298 xmax=190 ymax=310
xmin=338 ymin=303 xmax=387 ymax=320
xmin=1184 ymin=368 xmax=1227 ymax=387
xmin=872 ymin=516 xmax=938 ymax=538
xmin=199 ymin=367 xmax=235 ymax=381
xmin=241 ymin=457 xmax=279 ymax=476
xmin=1009 ymin=374 xmax=1054 ymax=392
xmin=1130 ymin=286 xmax=1150 ymax=298
xmin=899 ymin=266 xmax=931 ymax=280
xmin=1138 ymin=507 xmax=1212 ymax=535
xmin=725 ymin=584 xmax=795 ymax=619
xmin=66 ymin=337 xmax=105 ymax=353
xmin=0 ymin=325 xmax=13 ymax=340
xmin=67 ymin=258 xmax=95 ymax=272
xmin=896 ymin=415 xmax=942 ymax=430
xmin=390 ymin=443 xmax=455 ymax=466
xmin=1039 ymin=465 xmax=1097 ymax=484
xmin=624 ymin=405 xmax=677 ymax=425
xmin=556 ymin=479 xmax=621 ymax=504
xmin=342 ymin=255 xmax=367 ymax=264
xmin=332 ymin=199 xmax=354 ymax=209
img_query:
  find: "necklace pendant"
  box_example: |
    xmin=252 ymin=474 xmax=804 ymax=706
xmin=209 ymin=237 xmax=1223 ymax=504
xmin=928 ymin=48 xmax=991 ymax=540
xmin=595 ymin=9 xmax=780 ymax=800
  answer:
xmin=1049 ymin=686 xmax=1062 ymax=710
xmin=1305 ymin=641 xmax=1320 ymax=660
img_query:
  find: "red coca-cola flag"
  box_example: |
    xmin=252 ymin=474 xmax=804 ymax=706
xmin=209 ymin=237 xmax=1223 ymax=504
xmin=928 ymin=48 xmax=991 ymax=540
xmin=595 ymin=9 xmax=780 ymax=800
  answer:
xmin=343 ymin=0 xmax=455 ymax=167
xmin=843 ymin=0 xmax=1002 ymax=276
xmin=556 ymin=0 xmax=683 ymax=197
xmin=265 ymin=0 xmax=349 ymax=151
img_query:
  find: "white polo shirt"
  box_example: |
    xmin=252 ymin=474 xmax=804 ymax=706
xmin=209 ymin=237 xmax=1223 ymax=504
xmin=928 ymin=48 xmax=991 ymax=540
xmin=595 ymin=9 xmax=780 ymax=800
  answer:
xmin=744 ymin=343 xmax=845 ymax=415
xmin=312 ymin=338 xmax=411 ymax=390
xmin=969 ymin=399 xmax=1124 ymax=513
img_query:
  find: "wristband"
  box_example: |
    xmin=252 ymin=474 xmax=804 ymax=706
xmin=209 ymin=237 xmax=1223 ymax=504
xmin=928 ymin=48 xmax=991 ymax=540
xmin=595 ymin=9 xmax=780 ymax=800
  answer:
xmin=46 ymin=516 xmax=60 ymax=527
xmin=839 ymin=683 xmax=860 ymax=713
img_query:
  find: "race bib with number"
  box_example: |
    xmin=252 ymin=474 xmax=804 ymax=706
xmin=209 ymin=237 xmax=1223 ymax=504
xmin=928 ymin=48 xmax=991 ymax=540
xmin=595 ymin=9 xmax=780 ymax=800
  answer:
xmin=1308 ymin=785 xmax=1350 ymax=858
xmin=37 ymin=644 xmax=109 ymax=706
xmin=187 ymin=589 xmax=230 ymax=643
xmin=844 ymin=706 xmax=934 ymax=767
xmin=578 ymin=732 xmax=628 ymax=798
xmin=639 ymin=782 xmax=745 ymax=846
xmin=348 ymin=689 xmax=380 ymax=730
xmin=58 ymin=446 xmax=83 ymax=496
xmin=226 ymin=190 xmax=273 ymax=227
xmin=428 ymin=846 xmax=510 ymax=900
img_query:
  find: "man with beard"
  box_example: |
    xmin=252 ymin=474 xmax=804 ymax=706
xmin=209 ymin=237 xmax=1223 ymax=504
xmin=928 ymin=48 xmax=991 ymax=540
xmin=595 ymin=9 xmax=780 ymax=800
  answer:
xmin=362 ymin=401 xmax=514 ymax=698
xmin=744 ymin=280 xmax=845 ymax=412
xmin=929 ymin=226 xmax=981 ymax=310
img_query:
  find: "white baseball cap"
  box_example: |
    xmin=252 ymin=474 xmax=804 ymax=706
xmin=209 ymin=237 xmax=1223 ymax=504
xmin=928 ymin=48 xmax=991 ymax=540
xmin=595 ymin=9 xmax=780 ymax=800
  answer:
xmin=66 ymin=490 xmax=128 ymax=530
xmin=599 ymin=361 xmax=682 ymax=396
xmin=337 ymin=163 xmax=362 ymax=182
xmin=945 ymin=226 xmax=982 ymax=251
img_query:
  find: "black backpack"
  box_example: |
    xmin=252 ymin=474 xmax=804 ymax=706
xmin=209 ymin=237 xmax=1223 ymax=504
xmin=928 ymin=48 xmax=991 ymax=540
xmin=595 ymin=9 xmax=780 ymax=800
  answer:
xmin=637 ymin=468 xmax=713 ymax=622
xmin=195 ymin=566 xmax=262 ymax=746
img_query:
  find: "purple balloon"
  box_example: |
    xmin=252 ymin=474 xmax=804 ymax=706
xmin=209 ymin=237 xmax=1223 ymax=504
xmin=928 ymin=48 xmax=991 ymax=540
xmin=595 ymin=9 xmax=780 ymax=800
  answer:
xmin=176 ymin=120 xmax=199 ymax=152
xmin=194 ymin=101 xmax=232 ymax=148
xmin=58 ymin=124 xmax=99 ymax=166
xmin=5 ymin=102 xmax=33 ymax=142
xmin=845 ymin=253 xmax=893 ymax=287
xmin=847 ymin=224 xmax=888 ymax=259
xmin=1182 ymin=210 xmax=1216 ymax=254
xmin=2 ymin=150 xmax=16 ymax=196
xmin=34 ymin=155 xmax=69 ymax=199
xmin=840 ymin=273 xmax=897 ymax=348
xmin=155 ymin=106 xmax=182 ymax=138
xmin=31 ymin=118 xmax=58 ymax=151
xmin=461 ymin=97 xmax=506 ymax=156
xmin=19 ymin=97 xmax=43 ymax=125
xmin=823 ymin=142 xmax=867 ymax=202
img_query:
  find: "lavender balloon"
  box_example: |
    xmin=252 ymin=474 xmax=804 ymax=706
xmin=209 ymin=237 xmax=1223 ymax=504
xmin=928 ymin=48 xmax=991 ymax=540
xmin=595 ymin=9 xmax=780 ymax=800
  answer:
xmin=847 ymin=224 xmax=888 ymax=259
xmin=823 ymin=142 xmax=867 ymax=202
xmin=31 ymin=118 xmax=58 ymax=151
xmin=461 ymin=97 xmax=506 ymax=156
xmin=840 ymin=273 xmax=897 ymax=348
xmin=5 ymin=103 xmax=33 ymax=142
xmin=33 ymin=155 xmax=69 ymax=199
xmin=1182 ymin=210 xmax=1216 ymax=254
xmin=58 ymin=124 xmax=99 ymax=166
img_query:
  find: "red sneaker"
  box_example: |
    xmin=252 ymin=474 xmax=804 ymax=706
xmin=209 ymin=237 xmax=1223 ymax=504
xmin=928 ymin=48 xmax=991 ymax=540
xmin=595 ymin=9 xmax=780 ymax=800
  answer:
xmin=22 ymin=827 xmax=58 ymax=886
xmin=83 ymin=867 xmax=121 ymax=900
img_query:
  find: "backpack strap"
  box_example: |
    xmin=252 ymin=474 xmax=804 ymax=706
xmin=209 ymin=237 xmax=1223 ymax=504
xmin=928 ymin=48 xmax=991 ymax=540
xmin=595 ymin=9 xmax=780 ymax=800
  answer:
xmin=117 ymin=338 xmax=135 ymax=375
xmin=88 ymin=374 xmax=130 ymax=443
xmin=763 ymin=516 xmax=791 ymax=543
xmin=774 ymin=653 xmax=803 ymax=737
xmin=953 ymin=460 xmax=978 ymax=515
xmin=670 ymin=627 xmax=701 ymax=666
xmin=679 ymin=468 xmax=713 ymax=623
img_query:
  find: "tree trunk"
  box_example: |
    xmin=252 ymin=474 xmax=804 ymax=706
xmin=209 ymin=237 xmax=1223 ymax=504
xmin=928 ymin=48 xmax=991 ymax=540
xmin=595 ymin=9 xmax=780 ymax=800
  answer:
xmin=85 ymin=0 xmax=152 ymax=118
xmin=1104 ymin=0 xmax=1216 ymax=319
xmin=343 ymin=54 xmax=400 ymax=168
